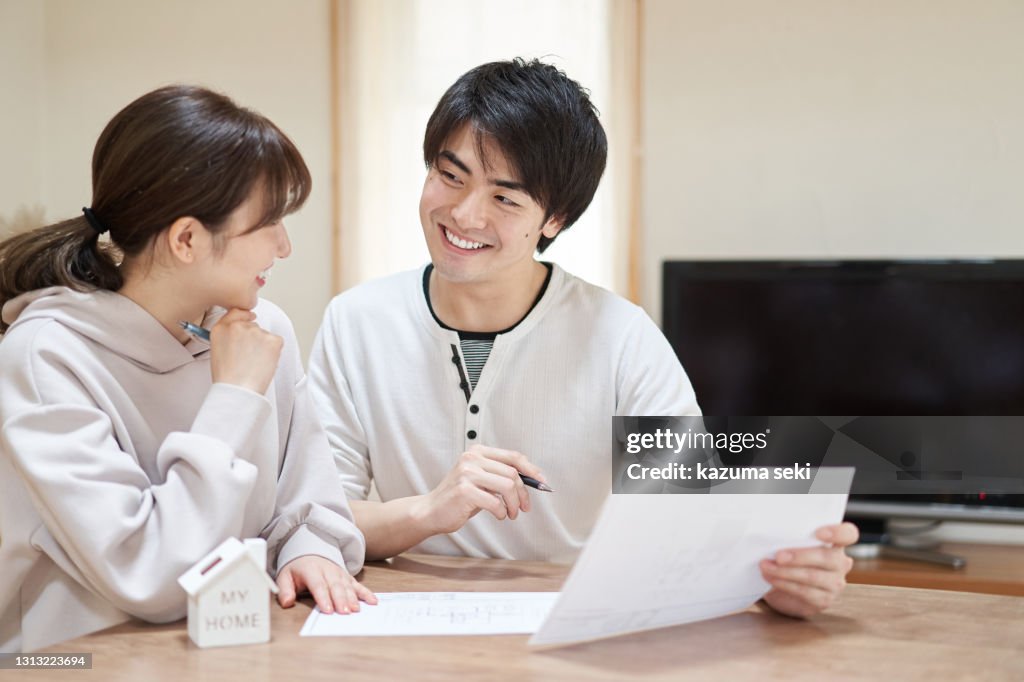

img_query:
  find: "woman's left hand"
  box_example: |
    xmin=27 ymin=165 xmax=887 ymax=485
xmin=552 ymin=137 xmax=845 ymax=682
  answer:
xmin=276 ymin=555 xmax=378 ymax=614
xmin=759 ymin=522 xmax=859 ymax=618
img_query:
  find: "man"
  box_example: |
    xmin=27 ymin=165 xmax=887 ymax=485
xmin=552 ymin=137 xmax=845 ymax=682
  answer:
xmin=309 ymin=58 xmax=857 ymax=618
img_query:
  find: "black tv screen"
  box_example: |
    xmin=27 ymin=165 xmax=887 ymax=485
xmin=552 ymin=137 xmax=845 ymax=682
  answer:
xmin=661 ymin=259 xmax=1024 ymax=522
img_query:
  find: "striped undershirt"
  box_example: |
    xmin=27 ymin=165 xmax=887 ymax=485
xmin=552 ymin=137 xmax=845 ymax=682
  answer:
xmin=458 ymin=338 xmax=493 ymax=390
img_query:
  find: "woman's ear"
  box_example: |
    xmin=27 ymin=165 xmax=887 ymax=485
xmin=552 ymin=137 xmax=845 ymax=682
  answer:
xmin=165 ymin=217 xmax=206 ymax=264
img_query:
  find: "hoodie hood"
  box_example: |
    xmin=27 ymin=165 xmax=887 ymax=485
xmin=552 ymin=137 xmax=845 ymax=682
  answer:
xmin=2 ymin=287 xmax=217 ymax=373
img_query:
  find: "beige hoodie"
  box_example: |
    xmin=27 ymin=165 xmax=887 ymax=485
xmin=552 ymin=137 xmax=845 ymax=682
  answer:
xmin=0 ymin=287 xmax=365 ymax=652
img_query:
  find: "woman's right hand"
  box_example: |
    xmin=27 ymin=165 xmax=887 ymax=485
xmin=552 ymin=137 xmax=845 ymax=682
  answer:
xmin=209 ymin=308 xmax=283 ymax=394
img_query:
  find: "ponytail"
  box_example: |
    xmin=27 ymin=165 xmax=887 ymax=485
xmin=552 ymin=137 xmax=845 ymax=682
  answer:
xmin=0 ymin=216 xmax=121 ymax=332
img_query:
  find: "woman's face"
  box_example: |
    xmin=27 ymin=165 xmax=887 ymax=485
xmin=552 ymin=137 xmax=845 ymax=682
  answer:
xmin=195 ymin=190 xmax=292 ymax=311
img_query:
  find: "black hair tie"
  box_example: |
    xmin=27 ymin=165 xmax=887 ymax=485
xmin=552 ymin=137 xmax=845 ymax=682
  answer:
xmin=82 ymin=207 xmax=108 ymax=234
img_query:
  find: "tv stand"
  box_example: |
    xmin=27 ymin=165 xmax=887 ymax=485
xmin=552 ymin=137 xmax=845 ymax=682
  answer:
xmin=847 ymin=518 xmax=967 ymax=567
xmin=847 ymin=541 xmax=967 ymax=568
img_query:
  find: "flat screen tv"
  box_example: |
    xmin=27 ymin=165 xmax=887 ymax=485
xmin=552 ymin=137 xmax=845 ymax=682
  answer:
xmin=661 ymin=259 xmax=1024 ymax=524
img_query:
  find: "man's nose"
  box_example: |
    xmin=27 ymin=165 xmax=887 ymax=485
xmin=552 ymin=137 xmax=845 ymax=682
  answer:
xmin=451 ymin=191 xmax=487 ymax=231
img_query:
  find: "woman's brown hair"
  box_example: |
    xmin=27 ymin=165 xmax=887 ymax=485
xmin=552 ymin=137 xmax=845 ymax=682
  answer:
xmin=0 ymin=85 xmax=311 ymax=332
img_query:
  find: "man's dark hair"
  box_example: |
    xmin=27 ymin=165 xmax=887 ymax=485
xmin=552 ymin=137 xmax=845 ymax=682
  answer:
xmin=423 ymin=58 xmax=608 ymax=253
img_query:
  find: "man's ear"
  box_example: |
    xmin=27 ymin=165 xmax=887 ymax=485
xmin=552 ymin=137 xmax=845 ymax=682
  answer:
xmin=165 ymin=217 xmax=205 ymax=264
xmin=540 ymin=215 xmax=564 ymax=240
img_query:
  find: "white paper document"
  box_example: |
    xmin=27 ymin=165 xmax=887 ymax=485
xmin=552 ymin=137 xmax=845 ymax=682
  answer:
xmin=528 ymin=468 xmax=854 ymax=649
xmin=300 ymin=592 xmax=559 ymax=637
xmin=298 ymin=469 xmax=852 ymax=645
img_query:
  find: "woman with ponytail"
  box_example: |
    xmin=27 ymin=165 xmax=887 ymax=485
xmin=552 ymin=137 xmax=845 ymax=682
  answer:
xmin=0 ymin=86 xmax=373 ymax=653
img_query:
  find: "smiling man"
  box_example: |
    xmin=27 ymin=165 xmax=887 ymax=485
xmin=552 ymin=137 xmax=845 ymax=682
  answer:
xmin=309 ymin=59 xmax=858 ymax=618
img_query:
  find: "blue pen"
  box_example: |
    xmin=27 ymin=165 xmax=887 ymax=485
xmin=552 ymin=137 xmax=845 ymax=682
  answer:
xmin=178 ymin=320 xmax=211 ymax=342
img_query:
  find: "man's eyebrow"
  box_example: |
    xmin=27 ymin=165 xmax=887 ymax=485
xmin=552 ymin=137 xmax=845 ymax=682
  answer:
xmin=438 ymin=149 xmax=526 ymax=192
xmin=494 ymin=179 xmax=527 ymax=192
xmin=438 ymin=151 xmax=471 ymax=175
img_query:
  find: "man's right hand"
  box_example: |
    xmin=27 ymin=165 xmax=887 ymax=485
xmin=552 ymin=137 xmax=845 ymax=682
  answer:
xmin=416 ymin=444 xmax=549 ymax=535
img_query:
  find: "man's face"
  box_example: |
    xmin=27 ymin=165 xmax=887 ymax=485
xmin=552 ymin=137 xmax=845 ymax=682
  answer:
xmin=419 ymin=125 xmax=562 ymax=288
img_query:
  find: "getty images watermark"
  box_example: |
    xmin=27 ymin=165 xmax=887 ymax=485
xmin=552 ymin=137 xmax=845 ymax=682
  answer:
xmin=612 ymin=416 xmax=1024 ymax=495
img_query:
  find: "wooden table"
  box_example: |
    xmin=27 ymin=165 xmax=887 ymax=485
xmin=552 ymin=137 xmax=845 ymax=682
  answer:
xmin=848 ymin=543 xmax=1024 ymax=596
xmin=31 ymin=554 xmax=1024 ymax=682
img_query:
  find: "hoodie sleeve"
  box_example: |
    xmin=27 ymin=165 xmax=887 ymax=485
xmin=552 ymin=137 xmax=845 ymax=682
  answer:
xmin=0 ymin=327 xmax=268 ymax=623
xmin=255 ymin=301 xmax=366 ymax=577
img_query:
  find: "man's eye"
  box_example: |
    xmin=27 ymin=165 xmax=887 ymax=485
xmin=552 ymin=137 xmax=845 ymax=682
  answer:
xmin=440 ymin=169 xmax=459 ymax=183
xmin=496 ymin=195 xmax=519 ymax=207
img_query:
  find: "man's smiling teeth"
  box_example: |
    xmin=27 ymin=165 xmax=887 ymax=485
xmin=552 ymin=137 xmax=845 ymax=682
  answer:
xmin=444 ymin=227 xmax=487 ymax=250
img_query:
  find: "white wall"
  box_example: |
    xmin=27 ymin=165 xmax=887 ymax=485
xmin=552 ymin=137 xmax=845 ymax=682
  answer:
xmin=0 ymin=0 xmax=45 ymax=233
xmin=1 ymin=0 xmax=333 ymax=356
xmin=643 ymin=0 xmax=1024 ymax=319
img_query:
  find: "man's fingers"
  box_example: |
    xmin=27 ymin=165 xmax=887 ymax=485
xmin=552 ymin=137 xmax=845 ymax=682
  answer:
xmin=517 ymin=476 xmax=531 ymax=513
xmin=760 ymin=545 xmax=850 ymax=618
xmin=816 ymin=522 xmax=859 ymax=547
xmin=763 ymin=578 xmax=836 ymax=613
xmin=473 ymin=458 xmax=531 ymax=514
xmin=463 ymin=483 xmax=509 ymax=520
xmin=761 ymin=559 xmax=847 ymax=594
xmin=464 ymin=469 xmax=525 ymax=519
xmin=469 ymin=445 xmax=546 ymax=482
xmin=775 ymin=546 xmax=851 ymax=573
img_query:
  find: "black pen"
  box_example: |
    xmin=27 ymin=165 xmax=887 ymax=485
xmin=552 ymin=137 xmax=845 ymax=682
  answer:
xmin=179 ymin=320 xmax=211 ymax=342
xmin=520 ymin=474 xmax=554 ymax=492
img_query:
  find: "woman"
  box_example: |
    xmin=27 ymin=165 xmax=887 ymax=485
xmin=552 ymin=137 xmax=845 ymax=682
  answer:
xmin=0 ymin=85 xmax=374 ymax=652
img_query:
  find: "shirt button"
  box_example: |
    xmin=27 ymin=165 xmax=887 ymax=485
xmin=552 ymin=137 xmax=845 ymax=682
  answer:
xmin=467 ymin=430 xmax=477 ymax=439
xmin=469 ymin=405 xmax=480 ymax=414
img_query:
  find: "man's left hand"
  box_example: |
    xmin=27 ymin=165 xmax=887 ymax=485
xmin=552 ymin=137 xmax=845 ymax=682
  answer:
xmin=759 ymin=522 xmax=859 ymax=618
